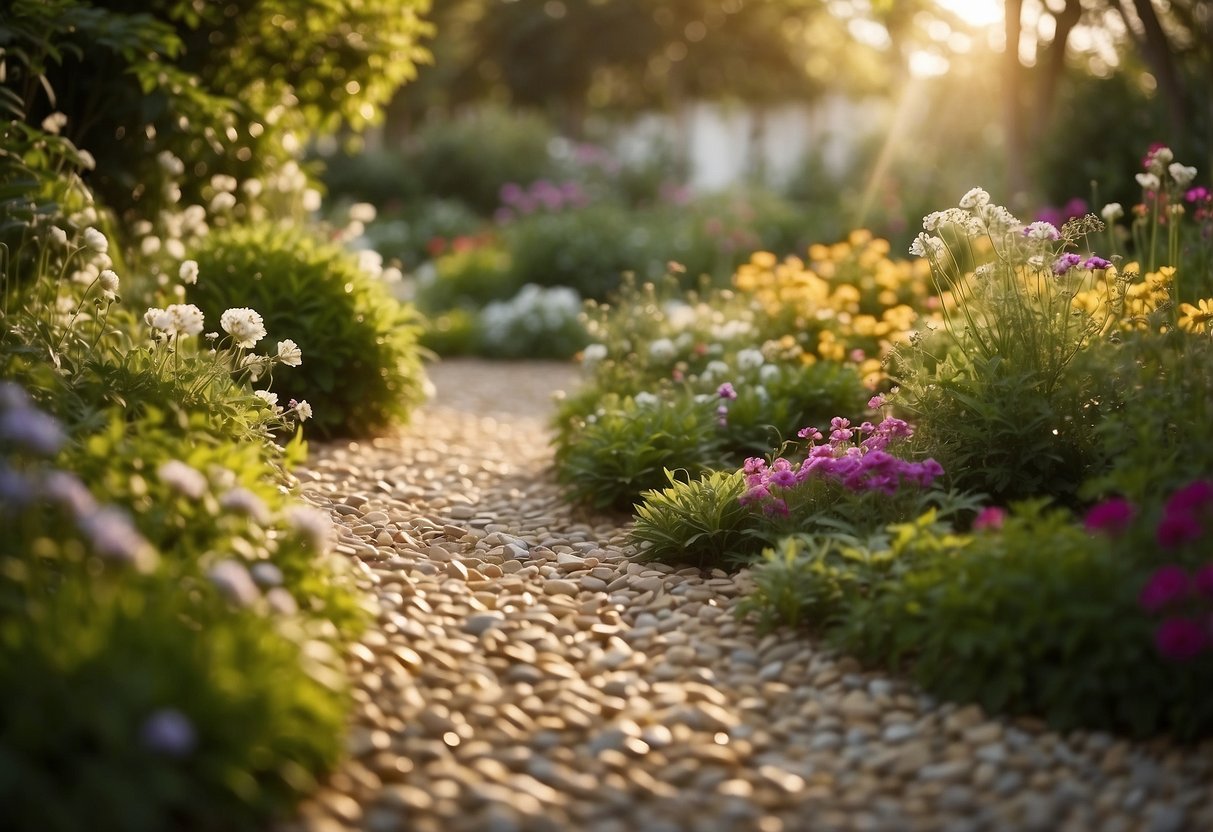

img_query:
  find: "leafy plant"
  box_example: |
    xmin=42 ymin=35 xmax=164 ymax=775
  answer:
xmin=631 ymin=469 xmax=759 ymax=567
xmin=189 ymin=224 xmax=429 ymax=438
xmin=553 ymin=393 xmax=725 ymax=512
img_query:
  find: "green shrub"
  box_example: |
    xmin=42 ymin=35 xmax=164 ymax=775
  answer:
xmin=553 ymin=394 xmax=726 ymax=512
xmin=631 ymin=470 xmax=759 ymax=567
xmin=318 ymin=149 xmax=423 ymax=207
xmin=189 ymin=224 xmax=429 ymax=438
xmin=361 ymin=198 xmax=484 ymax=269
xmin=504 ymin=201 xmax=663 ymax=300
xmin=837 ymin=499 xmax=1213 ymax=739
xmin=407 ymin=107 xmax=559 ymax=213
xmin=477 ymin=284 xmax=588 ymax=360
xmin=414 ymin=243 xmax=519 ymax=314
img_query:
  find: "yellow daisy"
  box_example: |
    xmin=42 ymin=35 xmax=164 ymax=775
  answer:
xmin=1178 ymin=298 xmax=1213 ymax=333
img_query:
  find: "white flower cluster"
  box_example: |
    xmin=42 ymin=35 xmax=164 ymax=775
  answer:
xmin=220 ymin=307 xmax=267 ymax=349
xmin=479 ymin=284 xmax=583 ymax=348
xmin=145 ymin=304 xmax=206 ymax=338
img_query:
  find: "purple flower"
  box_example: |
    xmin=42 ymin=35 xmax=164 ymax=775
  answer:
xmin=770 ymin=469 xmax=797 ymax=489
xmin=209 ymin=559 xmax=260 ymax=606
xmin=1139 ymin=565 xmax=1192 ymax=612
xmin=716 ymin=382 xmax=737 ymax=400
xmin=1052 ymin=253 xmax=1083 ymax=275
xmin=141 ymin=708 xmax=196 ymax=757
xmin=1083 ymin=497 xmax=1136 ymax=536
xmin=1157 ymin=512 xmax=1204 ymax=549
xmin=1154 ymin=617 xmax=1210 ymax=661
xmin=1194 ymin=564 xmax=1213 ymax=597
xmin=1083 ymin=256 xmax=1112 ymax=270
xmin=1186 ymin=187 xmax=1211 ymax=204
xmin=0 ymin=406 xmax=65 ymax=455
xmin=973 ymin=506 xmax=1007 ymax=531
xmin=0 ymin=465 xmax=34 ymax=508
xmin=78 ymin=507 xmax=157 ymax=572
xmin=797 ymin=426 xmax=823 ymax=442
xmin=41 ymin=470 xmax=97 ymax=518
xmin=867 ymin=394 xmax=886 ymax=410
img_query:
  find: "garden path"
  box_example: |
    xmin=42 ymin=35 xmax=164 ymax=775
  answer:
xmin=284 ymin=359 xmax=1212 ymax=832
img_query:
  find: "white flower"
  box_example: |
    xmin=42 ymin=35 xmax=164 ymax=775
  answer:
xmin=179 ymin=260 xmax=199 ymax=285
xmin=959 ymin=187 xmax=990 ymax=210
xmin=633 ymin=392 xmax=660 ymax=408
xmin=287 ymin=505 xmax=333 ymax=550
xmin=1136 ymin=172 xmax=1161 ymax=191
xmin=77 ymin=150 xmax=96 ymax=171
xmin=242 ymin=178 xmax=264 ymax=198
xmin=158 ymin=460 xmax=208 ymax=499
xmin=293 ymin=400 xmax=313 ymax=421
xmin=735 ymin=348 xmax=765 ymax=371
xmin=210 ymin=174 xmax=238 ymax=193
xmin=978 ymin=203 xmax=1021 ymax=233
xmin=348 ymin=202 xmax=377 ymax=223
xmin=1169 ymin=163 xmax=1198 ymax=188
xmin=140 ymin=236 xmax=162 ymax=256
xmin=253 ymin=390 xmax=279 ymax=409
xmin=210 ymin=192 xmax=237 ymax=213
xmin=759 ymin=364 xmax=781 ymax=384
xmin=219 ymin=487 xmax=270 ymax=524
xmin=98 ymin=269 xmax=120 ymax=299
xmin=648 ymin=338 xmax=677 ymax=362
xmin=166 ymin=304 xmax=204 ymax=337
xmin=242 ymin=354 xmax=269 ymax=382
xmin=1147 ymin=146 xmax=1173 ymax=175
xmin=276 ymin=339 xmax=302 ymax=367
xmin=157 ymin=151 xmax=185 ymax=176
xmin=220 ymin=307 xmax=267 ymax=348
xmin=49 ymin=227 xmax=68 ymax=247
xmin=702 ymin=360 xmax=730 ymax=382
xmin=41 ymin=112 xmax=68 ymax=135
xmin=145 ymin=307 xmax=173 ymax=333
xmin=582 ymin=343 xmax=608 ymax=365
xmin=302 ymin=189 xmax=322 ymax=212
xmin=83 ymin=227 xmax=108 ymax=254
xmin=1023 ymin=221 xmax=1060 ymax=242
xmin=910 ymin=233 xmax=946 ymax=258
xmin=250 ymin=561 xmax=283 ymax=587
xmin=1101 ymin=202 xmax=1124 ymax=223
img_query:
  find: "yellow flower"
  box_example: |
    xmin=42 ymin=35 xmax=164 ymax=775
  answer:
xmin=1178 ymin=298 xmax=1213 ymax=333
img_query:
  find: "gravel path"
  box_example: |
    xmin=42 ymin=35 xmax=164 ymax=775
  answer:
xmin=285 ymin=359 xmax=1213 ymax=832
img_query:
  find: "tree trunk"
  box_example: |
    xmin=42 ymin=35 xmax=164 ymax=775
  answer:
xmin=1032 ymin=0 xmax=1083 ymax=142
xmin=1003 ymin=0 xmax=1028 ymax=202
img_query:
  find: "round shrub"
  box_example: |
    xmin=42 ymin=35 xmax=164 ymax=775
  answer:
xmin=189 ymin=224 xmax=429 ymax=438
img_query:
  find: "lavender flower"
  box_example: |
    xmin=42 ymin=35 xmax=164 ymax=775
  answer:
xmin=78 ymin=506 xmax=158 ymax=572
xmin=0 ymin=404 xmax=65 ymax=455
xmin=716 ymin=382 xmax=737 ymax=400
xmin=208 ymin=559 xmax=260 ymax=606
xmin=140 ymin=708 xmax=196 ymax=757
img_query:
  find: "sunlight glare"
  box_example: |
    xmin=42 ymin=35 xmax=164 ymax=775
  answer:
xmin=934 ymin=0 xmax=1003 ymax=29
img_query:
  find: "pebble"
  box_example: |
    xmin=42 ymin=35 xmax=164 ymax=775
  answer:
xmin=285 ymin=360 xmax=1213 ymax=832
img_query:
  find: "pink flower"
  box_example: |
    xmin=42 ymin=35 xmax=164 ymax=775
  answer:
xmin=1139 ymin=565 xmax=1192 ymax=612
xmin=1157 ymin=511 xmax=1203 ymax=549
xmin=1194 ymin=564 xmax=1213 ymax=598
xmin=1154 ymin=617 xmax=1210 ymax=661
xmin=1165 ymin=480 xmax=1213 ymax=515
xmin=973 ymin=506 xmax=1007 ymax=531
xmin=1083 ymin=497 xmax=1136 ymax=536
xmin=716 ymin=382 xmax=737 ymax=400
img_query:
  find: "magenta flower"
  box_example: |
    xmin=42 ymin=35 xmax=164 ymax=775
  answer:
xmin=1194 ymin=564 xmax=1213 ymax=598
xmin=1083 ymin=256 xmax=1112 ymax=270
xmin=1154 ymin=617 xmax=1210 ymax=661
xmin=770 ymin=469 xmax=797 ymax=489
xmin=1083 ymin=497 xmax=1136 ymax=536
xmin=1139 ymin=565 xmax=1192 ymax=612
xmin=973 ymin=506 xmax=1007 ymax=531
xmin=867 ymin=394 xmax=886 ymax=410
xmin=1164 ymin=479 xmax=1213 ymax=515
xmin=1157 ymin=511 xmax=1204 ymax=549
xmin=1185 ymin=186 xmax=1210 ymax=204
xmin=1052 ymin=253 xmax=1083 ymax=275
xmin=716 ymin=382 xmax=737 ymax=400
xmin=797 ymin=426 xmax=823 ymax=441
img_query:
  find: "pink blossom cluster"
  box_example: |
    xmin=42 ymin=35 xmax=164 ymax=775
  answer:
xmin=1140 ymin=563 xmax=1213 ymax=661
xmin=496 ymin=179 xmax=589 ymax=223
xmin=1097 ymin=478 xmax=1213 ymax=662
xmin=738 ymin=416 xmax=944 ymax=517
